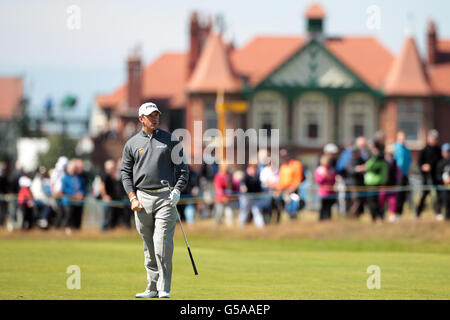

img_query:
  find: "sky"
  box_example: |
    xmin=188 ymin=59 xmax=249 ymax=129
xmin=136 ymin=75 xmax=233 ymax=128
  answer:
xmin=1 ymin=0 xmax=450 ymax=124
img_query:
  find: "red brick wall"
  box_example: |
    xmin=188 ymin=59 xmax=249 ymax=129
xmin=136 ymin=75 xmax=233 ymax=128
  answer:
xmin=434 ymin=101 xmax=450 ymax=143
xmin=185 ymin=96 xmax=205 ymax=168
xmin=379 ymin=99 xmax=398 ymax=146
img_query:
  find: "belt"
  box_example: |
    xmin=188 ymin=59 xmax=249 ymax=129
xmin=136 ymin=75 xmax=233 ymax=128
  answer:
xmin=140 ymin=186 xmax=170 ymax=194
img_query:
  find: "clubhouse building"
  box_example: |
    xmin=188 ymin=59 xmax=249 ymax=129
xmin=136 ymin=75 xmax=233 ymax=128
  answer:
xmin=92 ymin=3 xmax=450 ymax=169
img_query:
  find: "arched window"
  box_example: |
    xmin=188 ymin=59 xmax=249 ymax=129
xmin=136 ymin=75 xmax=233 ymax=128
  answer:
xmin=340 ymin=93 xmax=376 ymax=143
xmin=250 ymin=91 xmax=288 ymax=144
xmin=294 ymin=92 xmax=332 ymax=147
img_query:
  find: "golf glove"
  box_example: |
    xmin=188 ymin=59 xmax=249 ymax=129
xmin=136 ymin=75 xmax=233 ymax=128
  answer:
xmin=168 ymin=189 xmax=181 ymax=207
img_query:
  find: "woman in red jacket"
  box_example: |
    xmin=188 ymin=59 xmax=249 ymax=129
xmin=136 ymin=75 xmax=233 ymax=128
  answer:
xmin=17 ymin=176 xmax=34 ymax=229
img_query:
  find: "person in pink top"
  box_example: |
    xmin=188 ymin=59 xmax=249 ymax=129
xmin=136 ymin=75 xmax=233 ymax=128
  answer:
xmin=314 ymin=154 xmax=337 ymax=221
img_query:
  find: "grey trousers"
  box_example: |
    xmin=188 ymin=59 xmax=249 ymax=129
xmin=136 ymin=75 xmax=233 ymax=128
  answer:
xmin=135 ymin=190 xmax=177 ymax=293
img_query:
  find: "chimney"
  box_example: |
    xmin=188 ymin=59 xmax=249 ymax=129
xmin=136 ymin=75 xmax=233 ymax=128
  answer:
xmin=427 ymin=19 xmax=438 ymax=65
xmin=187 ymin=11 xmax=211 ymax=79
xmin=188 ymin=12 xmax=201 ymax=79
xmin=127 ymin=45 xmax=142 ymax=109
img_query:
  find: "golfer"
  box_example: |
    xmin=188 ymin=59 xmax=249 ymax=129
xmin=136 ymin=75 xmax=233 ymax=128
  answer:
xmin=120 ymin=102 xmax=189 ymax=298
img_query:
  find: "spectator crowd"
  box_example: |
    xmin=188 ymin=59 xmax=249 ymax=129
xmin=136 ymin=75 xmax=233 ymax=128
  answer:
xmin=0 ymin=156 xmax=132 ymax=234
xmin=0 ymin=129 xmax=449 ymax=233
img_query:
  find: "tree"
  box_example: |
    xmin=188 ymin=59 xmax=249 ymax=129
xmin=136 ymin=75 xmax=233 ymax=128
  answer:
xmin=38 ymin=133 xmax=77 ymax=169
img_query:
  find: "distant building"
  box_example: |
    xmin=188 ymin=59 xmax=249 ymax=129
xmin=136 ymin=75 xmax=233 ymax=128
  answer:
xmin=0 ymin=76 xmax=24 ymax=165
xmin=93 ymin=3 xmax=450 ymax=169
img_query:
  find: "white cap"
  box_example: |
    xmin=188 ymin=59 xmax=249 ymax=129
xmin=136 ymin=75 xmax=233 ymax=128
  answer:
xmin=323 ymin=143 xmax=339 ymax=154
xmin=55 ymin=156 xmax=69 ymax=171
xmin=428 ymin=129 xmax=439 ymax=138
xmin=138 ymin=102 xmax=161 ymax=117
xmin=19 ymin=176 xmax=32 ymax=188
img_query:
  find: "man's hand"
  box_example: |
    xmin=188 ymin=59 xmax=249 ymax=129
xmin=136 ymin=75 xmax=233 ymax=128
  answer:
xmin=421 ymin=163 xmax=431 ymax=172
xmin=443 ymin=172 xmax=450 ymax=185
xmin=73 ymin=192 xmax=84 ymax=201
xmin=168 ymin=189 xmax=181 ymax=207
xmin=131 ymin=198 xmax=143 ymax=212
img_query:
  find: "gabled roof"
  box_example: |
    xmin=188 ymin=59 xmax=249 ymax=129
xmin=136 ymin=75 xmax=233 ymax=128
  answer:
xmin=96 ymin=52 xmax=187 ymax=109
xmin=231 ymin=36 xmax=393 ymax=90
xmin=96 ymin=84 xmax=126 ymax=108
xmin=0 ymin=77 xmax=23 ymax=120
xmin=257 ymin=39 xmax=378 ymax=90
xmin=142 ymin=52 xmax=187 ymax=107
xmin=186 ymin=33 xmax=241 ymax=93
xmin=326 ymin=37 xmax=394 ymax=89
xmin=383 ymin=37 xmax=432 ymax=96
xmin=230 ymin=36 xmax=305 ymax=87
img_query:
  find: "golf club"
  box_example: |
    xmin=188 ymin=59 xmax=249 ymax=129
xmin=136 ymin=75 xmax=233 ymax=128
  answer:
xmin=161 ymin=179 xmax=199 ymax=276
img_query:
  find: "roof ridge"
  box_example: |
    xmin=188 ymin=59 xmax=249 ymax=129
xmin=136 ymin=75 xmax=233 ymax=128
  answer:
xmin=383 ymin=36 xmax=431 ymax=96
xmin=186 ymin=32 xmax=241 ymax=93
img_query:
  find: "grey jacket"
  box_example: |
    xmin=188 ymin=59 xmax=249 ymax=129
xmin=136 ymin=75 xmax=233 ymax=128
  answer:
xmin=120 ymin=129 xmax=189 ymax=195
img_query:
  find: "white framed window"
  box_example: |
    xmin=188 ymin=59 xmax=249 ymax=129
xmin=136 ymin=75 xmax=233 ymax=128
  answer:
xmin=250 ymin=91 xmax=287 ymax=144
xmin=294 ymin=92 xmax=332 ymax=147
xmin=397 ymin=99 xmax=423 ymax=143
xmin=340 ymin=93 xmax=375 ymax=144
xmin=203 ymin=98 xmax=217 ymax=131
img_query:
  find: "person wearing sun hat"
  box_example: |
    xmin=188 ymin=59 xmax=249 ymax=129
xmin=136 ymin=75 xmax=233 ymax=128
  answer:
xmin=120 ymin=102 xmax=189 ymax=299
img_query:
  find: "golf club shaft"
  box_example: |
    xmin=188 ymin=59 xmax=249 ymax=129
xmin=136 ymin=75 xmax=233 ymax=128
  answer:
xmin=164 ymin=181 xmax=199 ymax=275
xmin=177 ymin=212 xmax=199 ymax=275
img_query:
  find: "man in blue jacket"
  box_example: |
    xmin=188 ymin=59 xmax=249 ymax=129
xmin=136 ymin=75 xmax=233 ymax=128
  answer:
xmin=393 ymin=131 xmax=412 ymax=219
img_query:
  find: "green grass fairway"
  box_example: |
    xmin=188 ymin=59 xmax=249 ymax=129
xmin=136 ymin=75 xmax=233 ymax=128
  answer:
xmin=1 ymin=217 xmax=450 ymax=300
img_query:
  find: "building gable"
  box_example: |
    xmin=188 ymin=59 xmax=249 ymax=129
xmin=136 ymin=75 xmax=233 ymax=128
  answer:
xmin=257 ymin=40 xmax=371 ymax=90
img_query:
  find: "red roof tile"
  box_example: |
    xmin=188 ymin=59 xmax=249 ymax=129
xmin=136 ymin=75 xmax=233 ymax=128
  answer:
xmin=186 ymin=33 xmax=241 ymax=93
xmin=96 ymin=84 xmax=126 ymax=108
xmin=326 ymin=37 xmax=394 ymax=89
xmin=230 ymin=36 xmax=304 ymax=87
xmin=230 ymin=36 xmax=393 ymax=89
xmin=96 ymin=52 xmax=187 ymax=109
xmin=429 ymin=63 xmax=450 ymax=95
xmin=142 ymin=52 xmax=187 ymax=107
xmin=305 ymin=3 xmax=326 ymax=19
xmin=383 ymin=37 xmax=432 ymax=96
xmin=437 ymin=39 xmax=450 ymax=53
xmin=0 ymin=77 xmax=23 ymax=120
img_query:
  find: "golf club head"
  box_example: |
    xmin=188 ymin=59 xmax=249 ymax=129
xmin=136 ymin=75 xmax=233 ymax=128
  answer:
xmin=160 ymin=180 xmax=169 ymax=187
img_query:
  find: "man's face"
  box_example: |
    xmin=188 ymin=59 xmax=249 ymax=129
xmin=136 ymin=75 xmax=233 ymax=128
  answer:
xmin=356 ymin=137 xmax=367 ymax=149
xmin=443 ymin=150 xmax=449 ymax=159
xmin=428 ymin=135 xmax=438 ymax=146
xmin=219 ymin=163 xmax=229 ymax=173
xmin=369 ymin=143 xmax=379 ymax=155
xmin=247 ymin=165 xmax=257 ymax=176
xmin=67 ymin=162 xmax=76 ymax=175
xmin=397 ymin=131 xmax=406 ymax=144
xmin=140 ymin=111 xmax=160 ymax=132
